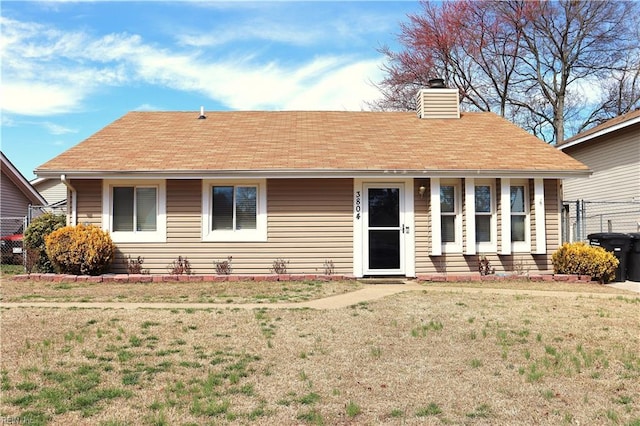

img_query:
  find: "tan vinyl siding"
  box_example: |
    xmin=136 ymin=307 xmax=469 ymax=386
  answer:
xmin=72 ymin=176 xmax=559 ymax=276
xmin=414 ymin=178 xmax=560 ymax=274
xmin=416 ymin=89 xmax=460 ymax=119
xmin=414 ymin=178 xmax=431 ymax=271
xmin=74 ymin=179 xmax=102 ymax=227
xmin=166 ymin=180 xmax=201 ymax=242
xmin=111 ymin=178 xmax=353 ymax=275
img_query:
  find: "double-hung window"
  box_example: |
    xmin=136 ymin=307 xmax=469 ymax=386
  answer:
xmin=474 ymin=181 xmax=496 ymax=251
xmin=113 ymin=187 xmax=157 ymax=232
xmin=510 ymin=181 xmax=530 ymax=251
xmin=103 ymin=180 xmax=167 ymax=242
xmin=202 ymin=180 xmax=267 ymax=242
xmin=440 ymin=180 xmax=462 ymax=252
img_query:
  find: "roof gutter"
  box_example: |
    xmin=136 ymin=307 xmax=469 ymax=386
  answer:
xmin=37 ymin=168 xmax=592 ymax=180
xmin=559 ymin=115 xmax=640 ymax=150
xmin=60 ymin=174 xmax=77 ymax=226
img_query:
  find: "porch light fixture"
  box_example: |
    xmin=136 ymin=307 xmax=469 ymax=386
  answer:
xmin=418 ymin=185 xmax=427 ymax=198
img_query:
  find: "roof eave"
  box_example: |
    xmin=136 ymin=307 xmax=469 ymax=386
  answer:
xmin=559 ymin=115 xmax=640 ymax=150
xmin=2 ymin=153 xmax=47 ymax=205
xmin=35 ymin=168 xmax=592 ymax=180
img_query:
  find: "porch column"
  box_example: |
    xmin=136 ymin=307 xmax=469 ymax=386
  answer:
xmin=464 ymin=178 xmax=476 ymax=255
xmin=500 ymin=178 xmax=511 ymax=255
xmin=430 ymin=178 xmax=442 ymax=256
xmin=534 ymin=179 xmax=546 ymax=254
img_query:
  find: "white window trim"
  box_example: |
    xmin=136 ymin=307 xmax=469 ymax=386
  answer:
xmin=510 ymin=179 xmax=531 ymax=253
xmin=102 ymin=180 xmax=167 ymax=243
xmin=474 ymin=179 xmax=497 ymax=253
xmin=202 ymin=179 xmax=267 ymax=242
xmin=441 ymin=179 xmax=462 ymax=253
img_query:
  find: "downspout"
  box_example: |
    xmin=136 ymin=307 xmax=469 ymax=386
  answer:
xmin=60 ymin=175 xmax=77 ymax=226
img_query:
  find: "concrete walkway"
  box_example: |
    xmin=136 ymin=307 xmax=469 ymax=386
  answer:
xmin=2 ymin=280 xmax=638 ymax=311
xmin=607 ymin=280 xmax=640 ymax=293
xmin=0 ymin=282 xmax=424 ymax=311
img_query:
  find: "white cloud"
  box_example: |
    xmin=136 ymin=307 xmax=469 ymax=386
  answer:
xmin=134 ymin=103 xmax=163 ymax=111
xmin=0 ymin=14 xmax=386 ymax=117
xmin=1 ymin=115 xmax=16 ymax=126
xmin=1 ymin=82 xmax=85 ymax=116
xmin=42 ymin=122 xmax=77 ymax=135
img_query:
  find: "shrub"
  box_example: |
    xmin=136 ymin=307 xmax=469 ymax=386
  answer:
xmin=214 ymin=256 xmax=233 ymax=275
xmin=23 ymin=213 xmax=67 ymax=272
xmin=478 ymin=255 xmax=495 ymax=276
xmin=168 ymin=256 xmax=192 ymax=275
xmin=322 ymin=259 xmax=335 ymax=275
xmin=552 ymin=242 xmax=619 ymax=283
xmin=270 ymin=258 xmax=289 ymax=274
xmin=45 ymin=224 xmax=115 ymax=275
xmin=123 ymin=255 xmax=149 ymax=274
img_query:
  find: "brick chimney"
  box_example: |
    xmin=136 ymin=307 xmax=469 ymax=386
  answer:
xmin=416 ymin=79 xmax=460 ymax=119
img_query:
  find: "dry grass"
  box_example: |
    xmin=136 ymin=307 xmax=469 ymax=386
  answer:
xmin=0 ymin=279 xmax=363 ymax=304
xmin=1 ymin=281 xmax=639 ymax=425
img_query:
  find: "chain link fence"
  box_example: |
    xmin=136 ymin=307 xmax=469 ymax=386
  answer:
xmin=1 ymin=204 xmax=66 ymax=268
xmin=0 ymin=216 xmax=27 ymax=265
xmin=562 ymin=200 xmax=640 ymax=242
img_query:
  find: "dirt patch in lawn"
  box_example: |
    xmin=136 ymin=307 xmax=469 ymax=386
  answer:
xmin=0 ymin=279 xmax=363 ymax=304
xmin=1 ymin=286 xmax=638 ymax=425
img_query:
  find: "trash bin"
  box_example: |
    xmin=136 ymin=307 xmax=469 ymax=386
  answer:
xmin=587 ymin=233 xmax=632 ymax=282
xmin=627 ymin=233 xmax=640 ymax=282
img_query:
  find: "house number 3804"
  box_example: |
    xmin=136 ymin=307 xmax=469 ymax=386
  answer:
xmin=355 ymin=191 xmax=361 ymax=220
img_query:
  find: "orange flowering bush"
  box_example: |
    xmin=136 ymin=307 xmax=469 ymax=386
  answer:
xmin=552 ymin=242 xmax=619 ymax=283
xmin=45 ymin=224 xmax=115 ymax=276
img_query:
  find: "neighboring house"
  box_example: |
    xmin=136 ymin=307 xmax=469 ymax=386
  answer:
xmin=1 ymin=151 xmax=46 ymax=236
xmin=31 ymin=177 xmax=68 ymax=207
xmin=34 ymin=87 xmax=589 ymax=276
xmin=558 ymin=110 xmax=640 ymax=239
xmin=30 ymin=177 xmax=68 ymax=215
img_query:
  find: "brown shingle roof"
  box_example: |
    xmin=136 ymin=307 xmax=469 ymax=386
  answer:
xmin=36 ymin=111 xmax=588 ymax=175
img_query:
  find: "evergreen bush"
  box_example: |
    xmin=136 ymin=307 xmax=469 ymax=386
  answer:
xmin=23 ymin=213 xmax=66 ymax=272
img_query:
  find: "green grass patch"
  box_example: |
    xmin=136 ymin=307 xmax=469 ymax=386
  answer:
xmin=416 ymin=402 xmax=442 ymax=416
xmin=346 ymin=400 xmax=361 ymax=417
xmin=296 ymin=408 xmax=324 ymax=425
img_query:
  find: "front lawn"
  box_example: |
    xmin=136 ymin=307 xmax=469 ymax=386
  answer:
xmin=1 ymin=281 xmax=638 ymax=425
xmin=0 ymin=279 xmax=362 ymax=304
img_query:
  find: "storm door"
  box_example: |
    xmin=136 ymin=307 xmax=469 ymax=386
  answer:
xmin=364 ymin=184 xmax=404 ymax=275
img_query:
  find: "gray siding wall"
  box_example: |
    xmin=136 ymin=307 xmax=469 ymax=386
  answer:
xmin=35 ymin=180 xmax=68 ymax=205
xmin=1 ymin=170 xmax=31 ymax=220
xmin=1 ymin=170 xmax=30 ymax=235
xmin=563 ymin=126 xmax=639 ymax=203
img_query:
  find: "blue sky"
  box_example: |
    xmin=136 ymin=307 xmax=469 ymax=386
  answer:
xmin=1 ymin=1 xmax=422 ymax=180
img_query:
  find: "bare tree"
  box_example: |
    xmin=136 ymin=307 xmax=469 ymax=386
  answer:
xmin=372 ymin=0 xmax=640 ymax=143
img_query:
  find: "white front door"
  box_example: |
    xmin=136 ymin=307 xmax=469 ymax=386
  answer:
xmin=363 ymin=183 xmax=405 ymax=275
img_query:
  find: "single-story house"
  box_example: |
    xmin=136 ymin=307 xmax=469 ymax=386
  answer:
xmin=557 ymin=110 xmax=640 ymax=239
xmin=35 ymin=87 xmax=589 ymax=276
